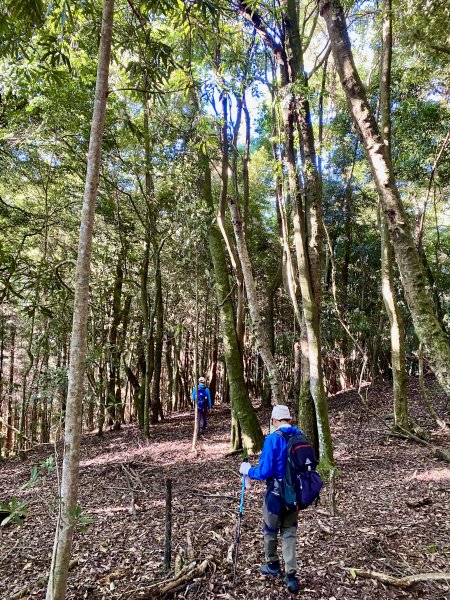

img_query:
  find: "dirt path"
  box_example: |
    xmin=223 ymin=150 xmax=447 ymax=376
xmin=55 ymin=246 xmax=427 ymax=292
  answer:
xmin=1 ymin=377 xmax=449 ymax=599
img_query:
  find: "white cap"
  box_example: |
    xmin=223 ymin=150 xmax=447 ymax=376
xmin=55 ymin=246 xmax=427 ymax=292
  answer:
xmin=271 ymin=405 xmax=291 ymax=421
xmin=198 ymin=377 xmax=205 ymax=383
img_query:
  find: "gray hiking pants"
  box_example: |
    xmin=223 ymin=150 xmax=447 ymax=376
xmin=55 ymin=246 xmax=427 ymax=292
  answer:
xmin=263 ymin=490 xmax=298 ymax=573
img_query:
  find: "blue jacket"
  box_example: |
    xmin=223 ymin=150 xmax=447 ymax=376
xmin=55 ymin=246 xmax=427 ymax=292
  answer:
xmin=248 ymin=426 xmax=301 ymax=481
xmin=191 ymin=384 xmax=211 ymax=408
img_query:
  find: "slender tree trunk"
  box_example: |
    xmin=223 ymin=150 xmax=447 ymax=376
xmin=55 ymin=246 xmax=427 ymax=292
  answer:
xmin=165 ymin=332 xmax=173 ymax=413
xmin=0 ymin=319 xmax=4 ymax=458
xmin=117 ymin=295 xmax=132 ymax=423
xmin=182 ymin=330 xmax=191 ymax=409
xmin=192 ymin=257 xmax=200 ymax=451
xmin=319 ymin=0 xmax=450 ymax=395
xmin=239 ymin=0 xmax=332 ymax=464
xmin=298 ymin=318 xmax=319 ymax=455
xmin=107 ymin=253 xmax=123 ymax=429
xmin=228 ymin=197 xmax=283 ymax=405
xmin=172 ymin=327 xmax=181 ymax=411
xmin=18 ymin=310 xmax=35 ymax=451
xmin=198 ymin=153 xmax=263 ymax=452
xmin=46 ymin=3 xmax=114 ymax=598
xmin=6 ymin=322 xmax=15 ymax=455
xmin=262 ymin=263 xmax=282 ymax=407
xmin=151 ymin=249 xmax=164 ymax=424
xmin=207 ymin=311 xmax=219 ymax=404
xmin=379 ymin=0 xmax=408 ymax=429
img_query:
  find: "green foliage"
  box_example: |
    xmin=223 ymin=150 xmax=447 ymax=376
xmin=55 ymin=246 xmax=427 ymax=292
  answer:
xmin=0 ymin=498 xmax=29 ymax=526
xmin=65 ymin=504 xmax=93 ymax=531
xmin=21 ymin=455 xmax=56 ymax=490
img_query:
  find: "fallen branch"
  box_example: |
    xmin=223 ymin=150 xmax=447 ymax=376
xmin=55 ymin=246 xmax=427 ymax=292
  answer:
xmin=188 ymin=490 xmax=236 ymax=501
xmin=143 ymin=559 xmax=209 ymax=598
xmin=349 ymin=568 xmax=450 ymax=588
xmin=11 ymin=586 xmax=29 ymax=600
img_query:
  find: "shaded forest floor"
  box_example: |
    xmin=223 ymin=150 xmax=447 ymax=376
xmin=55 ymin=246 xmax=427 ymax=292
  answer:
xmin=1 ymin=376 xmax=449 ymax=600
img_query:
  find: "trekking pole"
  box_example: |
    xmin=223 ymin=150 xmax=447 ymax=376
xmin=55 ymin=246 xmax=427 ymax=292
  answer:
xmin=232 ymin=455 xmax=248 ymax=586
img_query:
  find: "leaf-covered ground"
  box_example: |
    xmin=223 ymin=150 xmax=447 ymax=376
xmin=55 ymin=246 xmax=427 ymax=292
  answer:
xmin=1 ymin=376 xmax=449 ymax=600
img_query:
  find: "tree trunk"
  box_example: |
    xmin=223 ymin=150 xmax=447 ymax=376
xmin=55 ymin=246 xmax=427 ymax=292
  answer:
xmin=198 ymin=153 xmax=263 ymax=453
xmin=298 ymin=319 xmax=319 ymax=455
xmin=46 ymin=2 xmax=114 ymax=598
xmin=379 ymin=0 xmax=408 ymax=429
xmin=262 ymin=263 xmax=282 ymax=407
xmin=6 ymin=322 xmax=15 ymax=455
xmin=107 ymin=253 xmax=124 ymax=429
xmin=228 ymin=197 xmax=283 ymax=405
xmin=172 ymin=326 xmax=181 ymax=411
xmin=239 ymin=0 xmax=332 ymax=465
xmin=0 ymin=319 xmax=4 ymax=457
xmin=319 ymin=0 xmax=450 ymax=395
xmin=207 ymin=311 xmax=219 ymax=404
xmin=151 ymin=249 xmax=164 ymax=424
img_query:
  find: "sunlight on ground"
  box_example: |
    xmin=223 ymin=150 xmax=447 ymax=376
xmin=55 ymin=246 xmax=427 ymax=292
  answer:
xmin=80 ymin=438 xmax=231 ymax=468
xmin=407 ymin=468 xmax=450 ymax=482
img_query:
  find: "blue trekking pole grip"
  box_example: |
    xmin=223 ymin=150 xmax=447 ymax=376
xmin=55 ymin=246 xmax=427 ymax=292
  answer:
xmin=233 ymin=454 xmax=248 ymax=586
xmin=239 ymin=473 xmax=246 ymax=512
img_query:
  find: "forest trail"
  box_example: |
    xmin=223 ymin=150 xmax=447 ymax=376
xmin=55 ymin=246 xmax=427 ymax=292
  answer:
xmin=1 ymin=377 xmax=449 ymax=600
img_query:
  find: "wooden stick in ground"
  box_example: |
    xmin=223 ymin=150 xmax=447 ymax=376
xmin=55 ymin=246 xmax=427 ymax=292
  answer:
xmin=328 ymin=468 xmax=337 ymax=517
xmin=164 ymin=478 xmax=172 ymax=573
xmin=349 ymin=568 xmax=450 ymax=588
xmin=121 ymin=464 xmax=136 ymax=517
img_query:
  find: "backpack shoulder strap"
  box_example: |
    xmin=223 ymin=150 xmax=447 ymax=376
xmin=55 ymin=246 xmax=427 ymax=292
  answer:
xmin=274 ymin=429 xmax=291 ymax=442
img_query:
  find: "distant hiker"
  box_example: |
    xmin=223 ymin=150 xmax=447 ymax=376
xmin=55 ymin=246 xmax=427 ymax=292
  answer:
xmin=191 ymin=377 xmax=211 ymax=433
xmin=239 ymin=405 xmax=301 ymax=593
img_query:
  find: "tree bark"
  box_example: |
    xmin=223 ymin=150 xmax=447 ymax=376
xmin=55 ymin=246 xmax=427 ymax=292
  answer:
xmin=6 ymin=322 xmax=15 ymax=455
xmin=319 ymin=0 xmax=450 ymax=395
xmin=378 ymin=0 xmax=408 ymax=430
xmin=46 ymin=2 xmax=114 ymax=598
xmin=107 ymin=253 xmax=124 ymax=429
xmin=198 ymin=153 xmax=263 ymax=452
xmin=228 ymin=197 xmax=283 ymax=405
xmin=239 ymin=0 xmax=333 ymax=465
xmin=151 ymin=248 xmax=164 ymax=424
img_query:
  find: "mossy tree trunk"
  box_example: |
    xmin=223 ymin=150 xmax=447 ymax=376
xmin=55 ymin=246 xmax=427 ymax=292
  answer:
xmin=198 ymin=153 xmax=263 ymax=453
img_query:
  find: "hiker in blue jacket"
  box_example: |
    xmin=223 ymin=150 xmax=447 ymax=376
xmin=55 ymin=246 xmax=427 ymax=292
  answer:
xmin=191 ymin=377 xmax=211 ymax=432
xmin=239 ymin=405 xmax=300 ymax=593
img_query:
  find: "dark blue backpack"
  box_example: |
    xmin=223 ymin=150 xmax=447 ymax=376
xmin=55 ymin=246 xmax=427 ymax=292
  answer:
xmin=276 ymin=430 xmax=323 ymax=510
xmin=196 ymin=387 xmax=207 ymax=411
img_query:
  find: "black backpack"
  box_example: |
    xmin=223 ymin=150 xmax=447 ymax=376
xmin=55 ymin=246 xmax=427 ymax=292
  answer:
xmin=276 ymin=430 xmax=323 ymax=510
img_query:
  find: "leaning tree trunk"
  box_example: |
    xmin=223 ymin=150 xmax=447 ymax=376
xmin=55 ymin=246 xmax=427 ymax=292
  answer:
xmin=46 ymin=2 xmax=114 ymax=598
xmin=319 ymin=0 xmax=450 ymax=396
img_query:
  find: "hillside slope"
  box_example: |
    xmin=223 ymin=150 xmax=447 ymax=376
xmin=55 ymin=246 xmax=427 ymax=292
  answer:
xmin=1 ymin=377 xmax=449 ymax=599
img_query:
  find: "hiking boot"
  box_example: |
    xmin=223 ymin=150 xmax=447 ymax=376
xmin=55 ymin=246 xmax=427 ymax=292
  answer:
xmin=260 ymin=560 xmax=280 ymax=576
xmin=284 ymin=572 xmax=299 ymax=593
